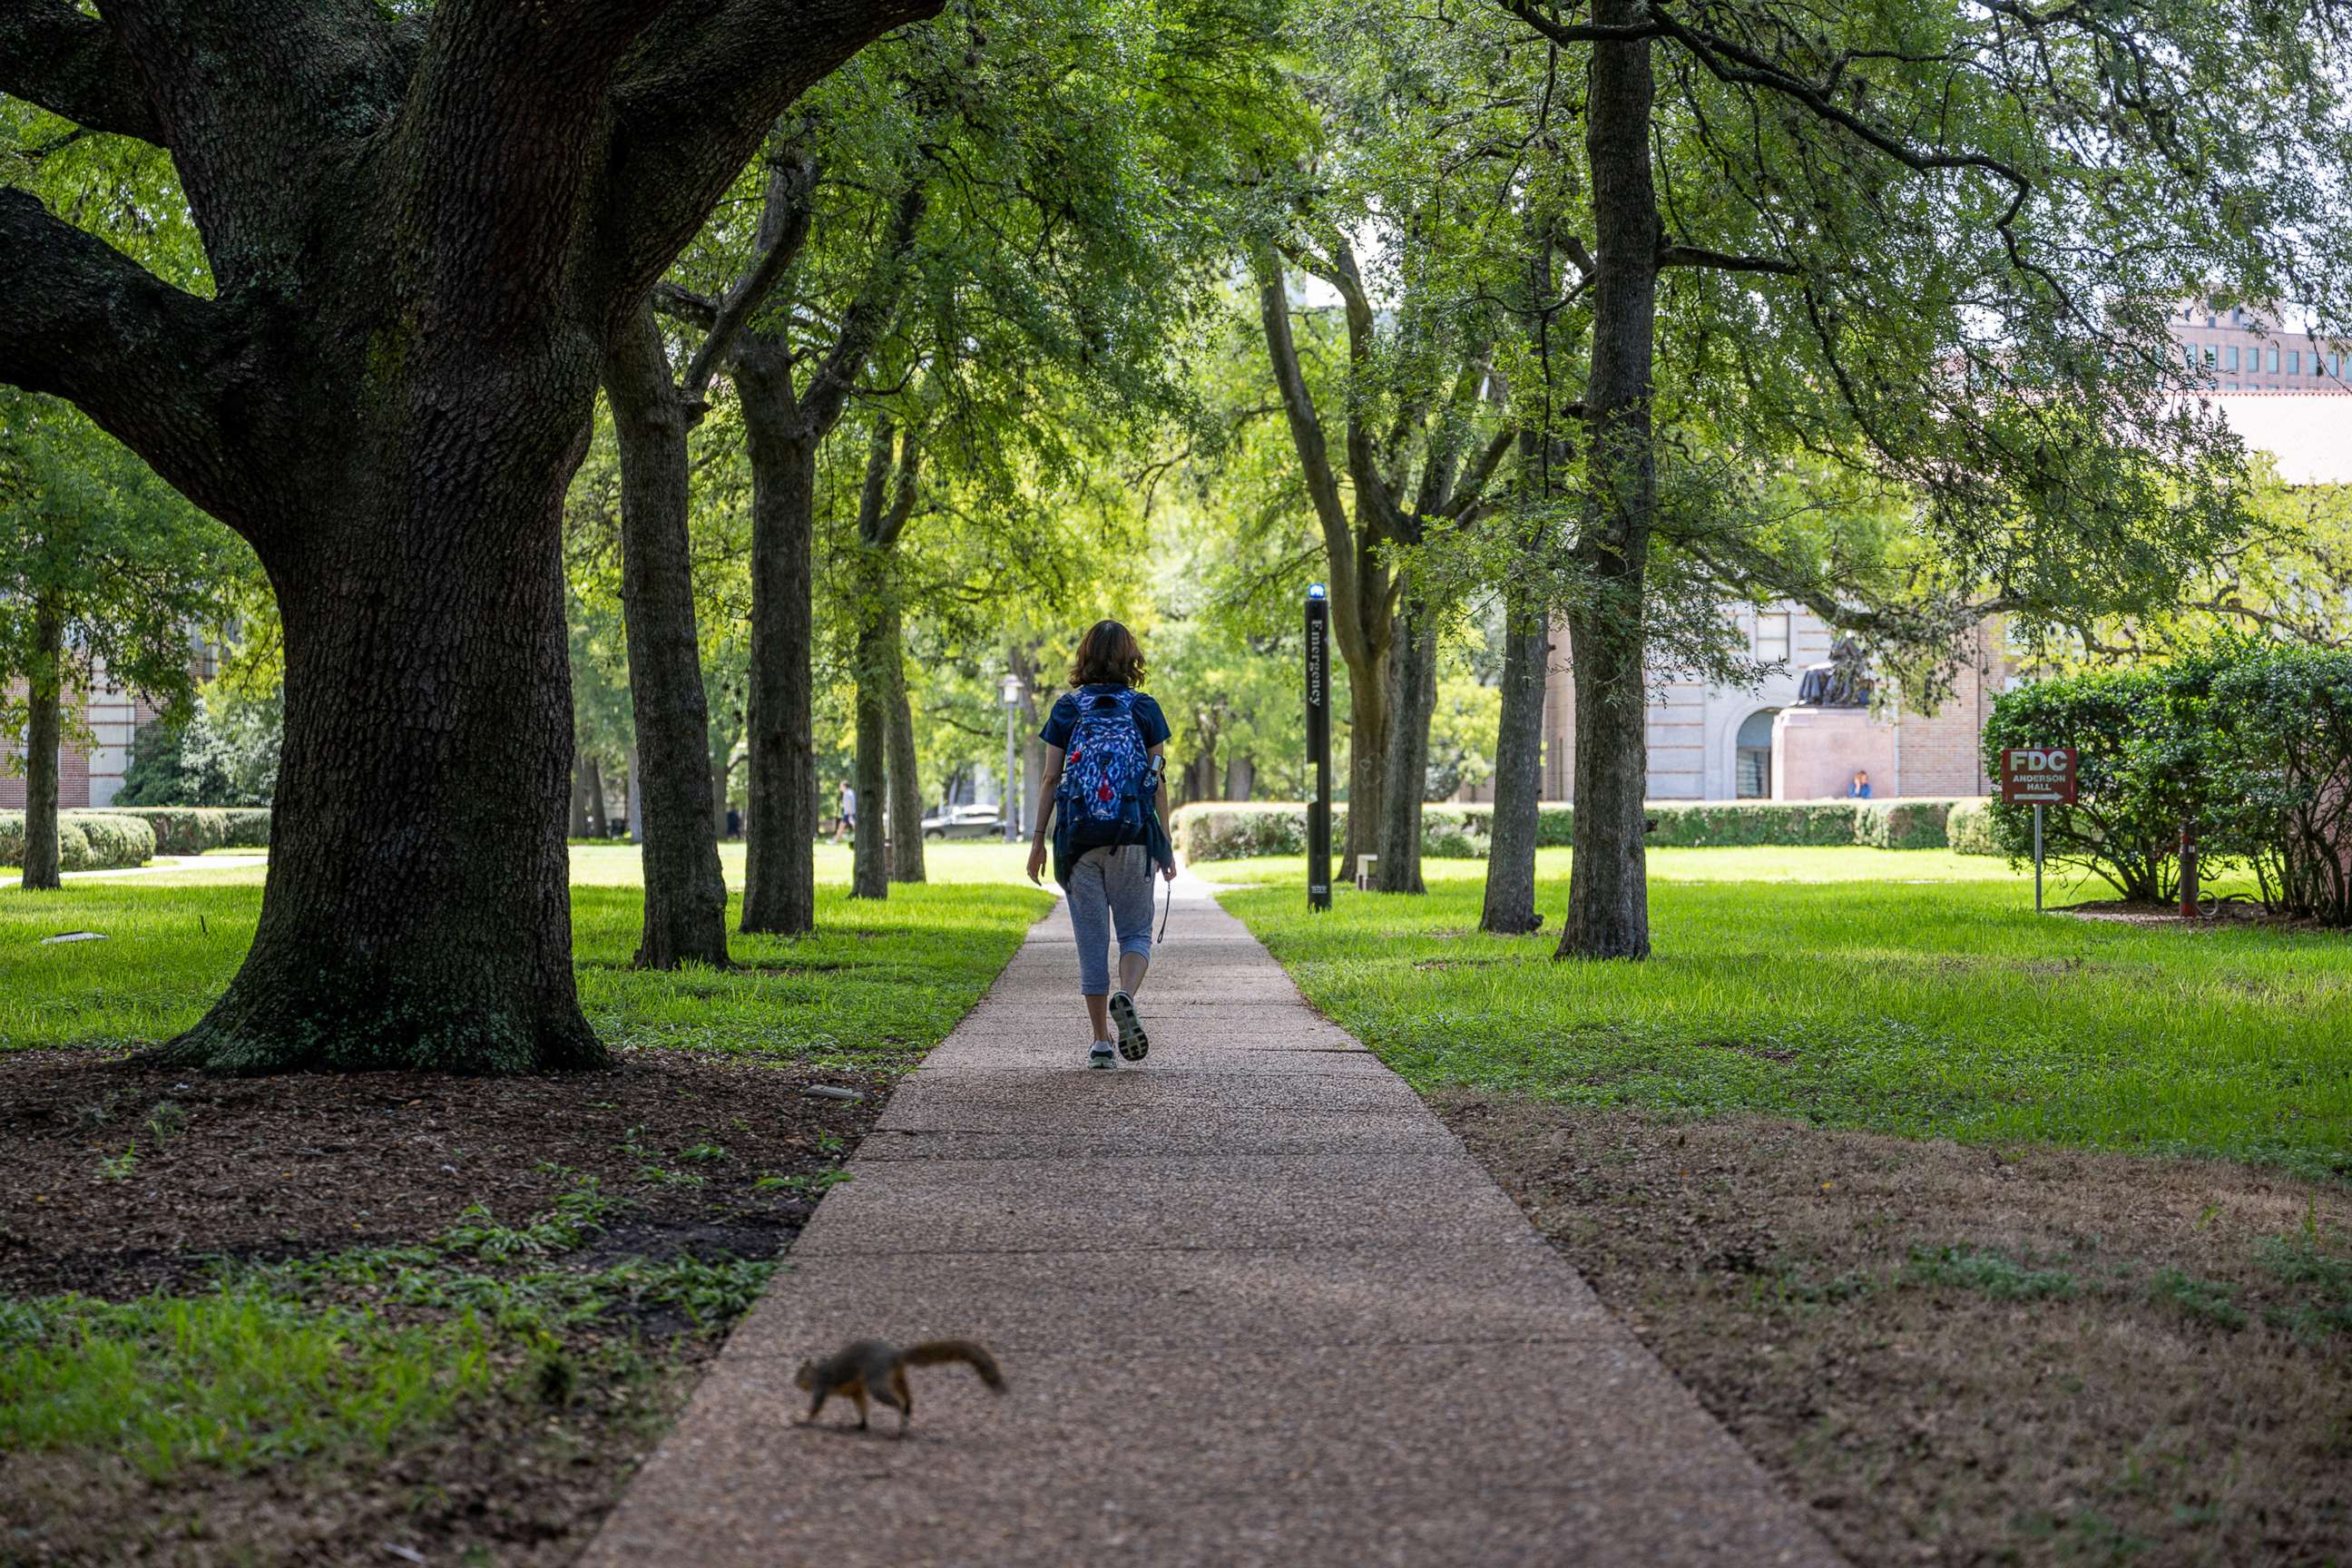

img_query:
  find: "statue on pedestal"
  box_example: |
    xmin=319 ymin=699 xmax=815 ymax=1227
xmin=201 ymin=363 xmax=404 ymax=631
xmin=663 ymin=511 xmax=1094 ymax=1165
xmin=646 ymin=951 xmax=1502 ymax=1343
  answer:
xmin=1795 ymin=638 xmax=1872 ymax=708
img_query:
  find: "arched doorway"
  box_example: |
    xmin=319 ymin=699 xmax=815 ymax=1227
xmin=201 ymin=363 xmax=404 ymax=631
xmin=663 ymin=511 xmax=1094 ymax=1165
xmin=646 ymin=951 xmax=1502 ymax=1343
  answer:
xmin=1735 ymin=708 xmax=1779 ymax=799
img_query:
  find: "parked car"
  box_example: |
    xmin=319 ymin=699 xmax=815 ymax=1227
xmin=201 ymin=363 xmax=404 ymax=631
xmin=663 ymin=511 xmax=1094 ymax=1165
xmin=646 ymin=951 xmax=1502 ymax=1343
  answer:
xmin=921 ymin=804 xmax=1005 ymax=841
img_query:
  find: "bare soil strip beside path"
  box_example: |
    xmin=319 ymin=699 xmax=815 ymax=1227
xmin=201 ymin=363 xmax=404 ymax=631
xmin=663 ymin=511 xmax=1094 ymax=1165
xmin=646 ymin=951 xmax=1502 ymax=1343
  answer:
xmin=583 ymin=881 xmax=1840 ymax=1567
xmin=1439 ymin=1100 xmax=2352 ymax=1567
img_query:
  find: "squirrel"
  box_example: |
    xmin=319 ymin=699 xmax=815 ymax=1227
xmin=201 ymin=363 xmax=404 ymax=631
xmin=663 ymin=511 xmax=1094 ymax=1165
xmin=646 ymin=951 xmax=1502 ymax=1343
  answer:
xmin=794 ymin=1338 xmax=1006 ymax=1436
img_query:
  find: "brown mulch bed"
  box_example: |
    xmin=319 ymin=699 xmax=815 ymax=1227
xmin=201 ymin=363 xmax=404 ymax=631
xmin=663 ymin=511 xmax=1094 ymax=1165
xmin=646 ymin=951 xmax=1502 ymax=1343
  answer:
xmin=1436 ymin=1095 xmax=2352 ymax=1568
xmin=0 ymin=1045 xmax=893 ymax=1567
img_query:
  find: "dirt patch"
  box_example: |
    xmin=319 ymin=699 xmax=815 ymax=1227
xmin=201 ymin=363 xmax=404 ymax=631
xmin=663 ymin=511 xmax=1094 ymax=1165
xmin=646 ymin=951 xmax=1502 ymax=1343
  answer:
xmin=1434 ymin=1095 xmax=2352 ymax=1568
xmin=2063 ymin=898 xmax=2294 ymax=928
xmin=0 ymin=1044 xmax=892 ymax=1566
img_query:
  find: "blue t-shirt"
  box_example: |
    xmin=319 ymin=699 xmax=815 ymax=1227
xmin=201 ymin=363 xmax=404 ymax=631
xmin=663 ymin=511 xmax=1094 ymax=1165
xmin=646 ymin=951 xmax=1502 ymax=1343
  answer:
xmin=1039 ymin=684 xmax=1173 ymax=882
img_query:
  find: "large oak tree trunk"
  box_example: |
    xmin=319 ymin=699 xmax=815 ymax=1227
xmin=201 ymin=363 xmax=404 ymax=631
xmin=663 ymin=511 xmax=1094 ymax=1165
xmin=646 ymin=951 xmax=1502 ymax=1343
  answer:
xmin=886 ymin=622 xmax=925 ymax=884
xmin=1373 ymin=602 xmax=1436 ymax=893
xmin=603 ymin=303 xmax=730 ymax=969
xmin=736 ymin=351 xmax=818 ymax=936
xmin=18 ymin=599 xmax=64 ymax=892
xmin=1481 ymin=595 xmax=1550 ymax=934
xmin=164 ymin=436 xmax=606 ymax=1072
xmin=1557 ymin=5 xmax=1660 ymax=963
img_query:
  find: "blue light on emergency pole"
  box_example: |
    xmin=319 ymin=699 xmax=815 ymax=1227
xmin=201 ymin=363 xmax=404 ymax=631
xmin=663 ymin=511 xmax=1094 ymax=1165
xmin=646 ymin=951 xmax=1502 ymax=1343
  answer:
xmin=1308 ymin=582 xmax=1328 ymax=600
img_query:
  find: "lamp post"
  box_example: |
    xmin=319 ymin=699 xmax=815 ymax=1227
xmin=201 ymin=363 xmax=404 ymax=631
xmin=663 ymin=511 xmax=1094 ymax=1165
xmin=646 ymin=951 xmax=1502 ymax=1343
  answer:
xmin=1305 ymin=583 xmax=1330 ymax=911
xmin=999 ymin=671 xmax=1025 ymax=843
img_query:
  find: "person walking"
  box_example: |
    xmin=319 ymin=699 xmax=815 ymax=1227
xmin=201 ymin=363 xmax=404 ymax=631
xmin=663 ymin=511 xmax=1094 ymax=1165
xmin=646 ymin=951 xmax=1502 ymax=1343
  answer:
xmin=1025 ymin=620 xmax=1178 ymax=1069
xmin=833 ymin=779 xmax=857 ymax=844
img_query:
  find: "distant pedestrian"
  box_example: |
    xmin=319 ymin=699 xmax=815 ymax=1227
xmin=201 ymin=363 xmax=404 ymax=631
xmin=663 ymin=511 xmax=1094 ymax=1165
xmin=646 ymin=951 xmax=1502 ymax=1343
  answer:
xmin=833 ymin=781 xmax=857 ymax=843
xmin=1026 ymin=620 xmax=1177 ymax=1070
xmin=1847 ymin=769 xmax=1873 ymax=799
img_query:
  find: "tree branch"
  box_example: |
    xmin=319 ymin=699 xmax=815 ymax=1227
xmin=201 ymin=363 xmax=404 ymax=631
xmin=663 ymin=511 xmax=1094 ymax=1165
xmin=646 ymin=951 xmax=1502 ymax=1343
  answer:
xmin=876 ymin=423 xmax=924 ymax=549
xmin=597 ymin=0 xmax=946 ymax=305
xmin=0 ymin=0 xmax=163 ymax=141
xmin=652 ymin=281 xmax=720 ymax=328
xmin=793 ymin=179 xmax=926 ymax=443
xmin=98 ymin=0 xmax=420 ymax=286
xmin=1440 ymin=424 xmax=1518 ymax=521
xmin=0 ymin=187 xmax=246 ymax=530
xmin=1656 ymin=244 xmax=1800 ymax=275
xmin=1495 ymin=0 xmax=1665 ymax=46
xmin=680 ymin=146 xmax=818 ymax=408
xmin=1254 ymin=249 xmax=1360 ymax=638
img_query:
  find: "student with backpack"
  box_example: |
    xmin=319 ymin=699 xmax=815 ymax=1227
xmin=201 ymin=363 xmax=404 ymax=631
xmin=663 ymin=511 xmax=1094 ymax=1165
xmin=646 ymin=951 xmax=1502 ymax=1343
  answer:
xmin=1024 ymin=620 xmax=1178 ymax=1069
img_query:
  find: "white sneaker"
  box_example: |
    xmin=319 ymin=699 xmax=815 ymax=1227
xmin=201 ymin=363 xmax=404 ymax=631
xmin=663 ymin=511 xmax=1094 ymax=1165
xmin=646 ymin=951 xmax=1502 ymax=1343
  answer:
xmin=1109 ymin=991 xmax=1150 ymax=1063
xmin=1087 ymin=1041 xmax=1117 ymax=1070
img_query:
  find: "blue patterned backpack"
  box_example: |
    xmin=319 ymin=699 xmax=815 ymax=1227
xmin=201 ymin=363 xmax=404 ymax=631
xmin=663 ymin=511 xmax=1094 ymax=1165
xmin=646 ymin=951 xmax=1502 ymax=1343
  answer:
xmin=1057 ymin=686 xmax=1152 ymax=846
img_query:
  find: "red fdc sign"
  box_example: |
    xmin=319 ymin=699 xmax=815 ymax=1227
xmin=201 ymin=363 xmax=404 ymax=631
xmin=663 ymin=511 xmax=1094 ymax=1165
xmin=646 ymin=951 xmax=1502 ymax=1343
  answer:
xmin=2000 ymin=746 xmax=2079 ymax=806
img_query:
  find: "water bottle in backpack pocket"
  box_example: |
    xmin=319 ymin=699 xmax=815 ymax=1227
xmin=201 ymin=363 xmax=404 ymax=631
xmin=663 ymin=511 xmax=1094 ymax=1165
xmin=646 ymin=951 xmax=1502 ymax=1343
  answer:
xmin=1057 ymin=688 xmax=1152 ymax=849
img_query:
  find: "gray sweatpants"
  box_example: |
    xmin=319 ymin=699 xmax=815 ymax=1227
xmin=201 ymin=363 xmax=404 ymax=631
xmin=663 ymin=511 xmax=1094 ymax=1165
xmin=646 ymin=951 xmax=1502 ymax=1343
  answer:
xmin=1064 ymin=844 xmax=1155 ymax=995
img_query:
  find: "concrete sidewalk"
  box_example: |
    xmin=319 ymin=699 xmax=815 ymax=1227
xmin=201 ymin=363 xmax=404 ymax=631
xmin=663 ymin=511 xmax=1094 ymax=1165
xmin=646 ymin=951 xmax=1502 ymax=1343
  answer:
xmin=583 ymin=879 xmax=1839 ymax=1567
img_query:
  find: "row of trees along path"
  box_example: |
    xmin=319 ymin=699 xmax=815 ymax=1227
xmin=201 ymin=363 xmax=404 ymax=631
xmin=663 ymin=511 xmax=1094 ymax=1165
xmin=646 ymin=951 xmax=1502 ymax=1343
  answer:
xmin=8 ymin=0 xmax=2351 ymax=1070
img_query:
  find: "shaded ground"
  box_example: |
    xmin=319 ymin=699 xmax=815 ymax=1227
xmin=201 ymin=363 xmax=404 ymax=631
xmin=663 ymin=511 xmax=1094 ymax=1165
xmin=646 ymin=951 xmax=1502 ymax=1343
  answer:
xmin=0 ymin=1044 xmax=891 ymax=1567
xmin=1436 ymin=1096 xmax=2352 ymax=1568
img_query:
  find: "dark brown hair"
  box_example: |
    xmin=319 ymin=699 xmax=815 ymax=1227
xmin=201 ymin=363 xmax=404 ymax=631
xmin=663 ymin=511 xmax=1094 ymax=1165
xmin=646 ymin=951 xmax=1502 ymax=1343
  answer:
xmin=1068 ymin=619 xmax=1146 ymax=689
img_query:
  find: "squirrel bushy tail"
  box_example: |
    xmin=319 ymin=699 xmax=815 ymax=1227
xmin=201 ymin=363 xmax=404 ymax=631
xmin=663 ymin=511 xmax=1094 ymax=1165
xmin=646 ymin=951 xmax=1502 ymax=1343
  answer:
xmin=899 ymin=1338 xmax=1006 ymax=1391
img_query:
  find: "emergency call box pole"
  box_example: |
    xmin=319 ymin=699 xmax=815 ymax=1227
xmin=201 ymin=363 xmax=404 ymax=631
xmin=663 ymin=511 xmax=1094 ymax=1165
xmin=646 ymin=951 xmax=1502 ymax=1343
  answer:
xmin=1306 ymin=583 xmax=1331 ymax=911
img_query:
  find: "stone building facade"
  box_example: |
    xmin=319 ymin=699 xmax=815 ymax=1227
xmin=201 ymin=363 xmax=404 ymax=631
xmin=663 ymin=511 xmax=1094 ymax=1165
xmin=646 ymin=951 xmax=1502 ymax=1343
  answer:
xmin=2169 ymin=303 xmax=2352 ymax=393
xmin=1508 ymin=607 xmax=2011 ymax=805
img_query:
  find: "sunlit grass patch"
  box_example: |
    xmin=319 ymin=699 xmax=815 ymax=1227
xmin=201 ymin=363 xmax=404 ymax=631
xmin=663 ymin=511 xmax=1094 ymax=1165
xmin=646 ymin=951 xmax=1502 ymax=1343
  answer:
xmin=1213 ymin=847 xmax=2352 ymax=1178
xmin=0 ymin=1288 xmax=495 ymax=1480
xmin=3 ymin=849 xmax=1051 ymax=1060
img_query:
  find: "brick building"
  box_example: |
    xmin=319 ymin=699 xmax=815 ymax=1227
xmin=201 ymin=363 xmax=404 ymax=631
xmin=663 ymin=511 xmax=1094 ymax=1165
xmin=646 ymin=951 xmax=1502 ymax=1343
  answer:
xmin=2 ymin=668 xmax=172 ymax=811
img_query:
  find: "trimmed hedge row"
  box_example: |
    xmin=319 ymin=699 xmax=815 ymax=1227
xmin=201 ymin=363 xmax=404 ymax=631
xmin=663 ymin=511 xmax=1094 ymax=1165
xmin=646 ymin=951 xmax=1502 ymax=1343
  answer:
xmin=0 ymin=811 xmax=158 ymax=871
xmin=1856 ymin=799 xmax=1971 ymax=850
xmin=1173 ymin=803 xmax=1532 ymax=863
xmin=1947 ymin=799 xmax=1999 ymax=856
xmin=1174 ymin=798 xmax=1990 ymax=861
xmin=1644 ymin=801 xmax=1856 ymax=847
xmin=97 ymin=806 xmax=272 ymax=855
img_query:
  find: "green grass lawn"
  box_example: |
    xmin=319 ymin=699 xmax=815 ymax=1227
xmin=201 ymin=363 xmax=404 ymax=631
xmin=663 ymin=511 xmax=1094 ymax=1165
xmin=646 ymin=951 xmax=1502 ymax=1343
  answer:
xmin=1210 ymin=848 xmax=2352 ymax=1181
xmin=4 ymin=840 xmax=1049 ymax=1061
